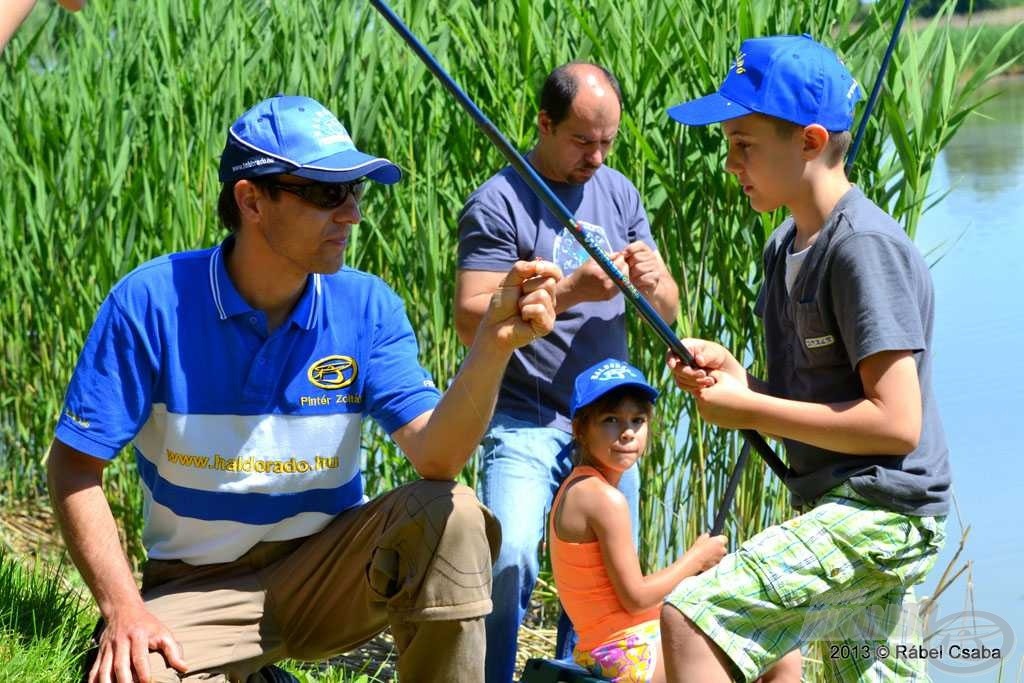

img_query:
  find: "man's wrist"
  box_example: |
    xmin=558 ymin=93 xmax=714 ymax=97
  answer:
xmin=97 ymin=588 xmax=147 ymax=622
xmin=554 ymin=276 xmax=578 ymax=314
xmin=468 ymin=326 xmax=517 ymax=363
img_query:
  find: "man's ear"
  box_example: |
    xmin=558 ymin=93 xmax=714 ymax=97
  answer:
xmin=802 ymin=124 xmax=829 ymax=161
xmin=538 ymin=110 xmax=555 ymax=137
xmin=234 ymin=179 xmax=263 ymax=225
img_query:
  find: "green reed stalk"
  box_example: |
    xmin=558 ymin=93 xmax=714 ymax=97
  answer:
xmin=0 ymin=0 xmax=1008 ymax=594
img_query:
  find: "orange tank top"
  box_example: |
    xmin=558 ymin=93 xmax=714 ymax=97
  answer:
xmin=549 ymin=466 xmax=660 ymax=651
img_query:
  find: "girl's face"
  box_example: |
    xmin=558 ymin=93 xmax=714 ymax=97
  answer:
xmin=575 ymin=396 xmax=651 ymax=475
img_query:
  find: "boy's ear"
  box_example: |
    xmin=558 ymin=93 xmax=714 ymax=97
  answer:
xmin=801 ymin=124 xmax=830 ymax=160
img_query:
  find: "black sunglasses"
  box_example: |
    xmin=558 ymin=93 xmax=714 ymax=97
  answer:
xmin=263 ymin=178 xmax=367 ymax=209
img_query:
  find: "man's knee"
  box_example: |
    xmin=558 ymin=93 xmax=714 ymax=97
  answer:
xmin=403 ymin=480 xmax=500 ymax=561
xmin=443 ymin=482 xmax=501 ymax=563
xmin=380 ymin=481 xmax=499 ymax=620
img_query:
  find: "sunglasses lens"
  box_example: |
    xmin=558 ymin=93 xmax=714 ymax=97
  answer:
xmin=351 ymin=181 xmax=367 ymax=202
xmin=269 ymin=179 xmax=367 ymax=208
xmin=307 ymin=184 xmax=339 ymax=208
xmin=309 ymin=181 xmax=367 ymax=208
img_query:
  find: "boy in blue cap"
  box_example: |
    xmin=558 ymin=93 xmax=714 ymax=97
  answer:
xmin=660 ymin=36 xmax=951 ymax=681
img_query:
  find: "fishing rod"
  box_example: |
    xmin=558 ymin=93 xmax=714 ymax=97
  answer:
xmin=368 ymin=0 xmax=793 ymax=534
xmin=846 ymin=0 xmax=912 ymax=175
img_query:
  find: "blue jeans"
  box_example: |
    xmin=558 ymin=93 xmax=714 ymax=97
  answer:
xmin=480 ymin=413 xmax=640 ymax=683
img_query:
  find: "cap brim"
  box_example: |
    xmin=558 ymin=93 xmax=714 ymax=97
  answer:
xmin=616 ymin=382 xmax=659 ymax=403
xmin=292 ymin=149 xmax=402 ymax=184
xmin=667 ymin=92 xmax=752 ymax=126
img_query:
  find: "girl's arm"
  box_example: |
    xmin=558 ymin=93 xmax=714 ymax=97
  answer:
xmin=582 ymin=481 xmax=727 ymax=614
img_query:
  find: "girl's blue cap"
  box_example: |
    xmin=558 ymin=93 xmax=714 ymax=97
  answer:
xmin=570 ymin=359 xmax=659 ymax=418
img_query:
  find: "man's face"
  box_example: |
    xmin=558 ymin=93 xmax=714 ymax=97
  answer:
xmin=722 ymin=114 xmax=805 ymax=213
xmin=537 ymin=85 xmax=621 ymax=185
xmin=252 ymin=175 xmax=364 ymax=275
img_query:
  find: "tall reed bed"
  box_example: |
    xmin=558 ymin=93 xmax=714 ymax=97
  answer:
xmin=0 ymin=0 xmax=1009 ymax=581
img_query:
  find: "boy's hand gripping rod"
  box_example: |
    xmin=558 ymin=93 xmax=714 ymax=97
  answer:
xmin=370 ymin=0 xmax=795 ymax=535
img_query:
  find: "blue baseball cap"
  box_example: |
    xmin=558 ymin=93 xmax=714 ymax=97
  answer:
xmin=667 ymin=35 xmax=861 ymax=130
xmin=570 ymin=359 xmax=659 ymax=418
xmin=219 ymin=95 xmax=402 ymax=184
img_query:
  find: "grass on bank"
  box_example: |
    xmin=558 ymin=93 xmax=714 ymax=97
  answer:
xmin=0 ymin=547 xmax=91 ymax=681
xmin=948 ymin=21 xmax=1024 ymax=72
xmin=0 ymin=546 xmax=394 ymax=680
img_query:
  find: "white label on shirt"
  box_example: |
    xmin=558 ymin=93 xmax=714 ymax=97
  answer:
xmin=805 ymin=335 xmax=836 ymax=349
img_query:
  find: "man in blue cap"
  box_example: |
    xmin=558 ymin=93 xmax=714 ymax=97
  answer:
xmin=660 ymin=36 xmax=950 ymax=682
xmin=47 ymin=94 xmax=560 ymax=683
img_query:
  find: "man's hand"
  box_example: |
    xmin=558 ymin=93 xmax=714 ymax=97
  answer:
xmin=560 ymin=252 xmax=628 ymax=307
xmin=623 ymin=241 xmax=666 ymax=298
xmin=479 ymin=260 xmax=561 ymax=351
xmin=89 ymin=603 xmax=187 ymax=683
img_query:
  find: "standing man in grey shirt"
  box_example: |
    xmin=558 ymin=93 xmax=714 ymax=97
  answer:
xmin=455 ymin=62 xmax=679 ymax=683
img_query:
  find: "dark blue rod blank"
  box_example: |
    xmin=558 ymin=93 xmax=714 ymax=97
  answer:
xmin=368 ymin=0 xmax=794 ymax=534
xmin=846 ymin=0 xmax=912 ymax=174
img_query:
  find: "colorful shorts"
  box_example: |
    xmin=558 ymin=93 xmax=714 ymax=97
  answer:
xmin=574 ymin=619 xmax=660 ymax=682
xmin=665 ymin=483 xmax=946 ymax=682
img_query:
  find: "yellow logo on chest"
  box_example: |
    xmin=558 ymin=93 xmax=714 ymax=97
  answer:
xmin=307 ymin=355 xmax=358 ymax=390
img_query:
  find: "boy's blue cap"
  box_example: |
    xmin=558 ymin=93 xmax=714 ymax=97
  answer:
xmin=667 ymin=35 xmax=861 ymax=130
xmin=570 ymin=359 xmax=659 ymax=418
xmin=219 ymin=95 xmax=402 ymax=184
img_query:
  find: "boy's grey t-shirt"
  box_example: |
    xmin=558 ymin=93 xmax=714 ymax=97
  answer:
xmin=756 ymin=187 xmax=951 ymax=516
xmin=458 ymin=164 xmax=654 ymax=432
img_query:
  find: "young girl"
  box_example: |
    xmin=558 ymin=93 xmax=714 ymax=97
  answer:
xmin=550 ymin=358 xmax=801 ymax=682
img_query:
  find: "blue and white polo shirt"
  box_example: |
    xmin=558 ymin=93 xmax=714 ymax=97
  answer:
xmin=55 ymin=239 xmax=441 ymax=564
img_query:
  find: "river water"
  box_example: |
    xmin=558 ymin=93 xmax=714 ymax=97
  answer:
xmin=914 ymin=75 xmax=1024 ymax=681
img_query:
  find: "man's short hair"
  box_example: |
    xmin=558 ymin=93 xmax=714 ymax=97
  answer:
xmin=539 ymin=62 xmax=623 ymax=126
xmin=768 ymin=116 xmax=851 ymax=169
xmin=217 ymin=179 xmax=280 ymax=232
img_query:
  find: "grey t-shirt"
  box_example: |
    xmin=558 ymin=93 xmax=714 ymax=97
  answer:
xmin=458 ymin=163 xmax=654 ymax=432
xmin=756 ymin=187 xmax=951 ymax=515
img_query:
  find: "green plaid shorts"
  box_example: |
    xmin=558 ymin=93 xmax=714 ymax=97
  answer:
xmin=665 ymin=483 xmax=946 ymax=682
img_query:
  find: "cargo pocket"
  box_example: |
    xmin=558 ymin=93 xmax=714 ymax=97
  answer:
xmin=867 ymin=514 xmax=946 ymax=588
xmin=367 ymin=546 xmax=401 ymax=600
xmin=745 ymin=516 xmax=857 ymax=610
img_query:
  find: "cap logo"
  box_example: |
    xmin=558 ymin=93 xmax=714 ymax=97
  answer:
xmin=310 ymin=110 xmax=353 ymax=148
xmin=733 ymin=51 xmax=747 ymax=75
xmin=590 ymin=362 xmax=637 ymax=382
xmin=231 ymin=156 xmax=276 ymax=173
xmin=847 ymin=80 xmax=859 ymax=100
